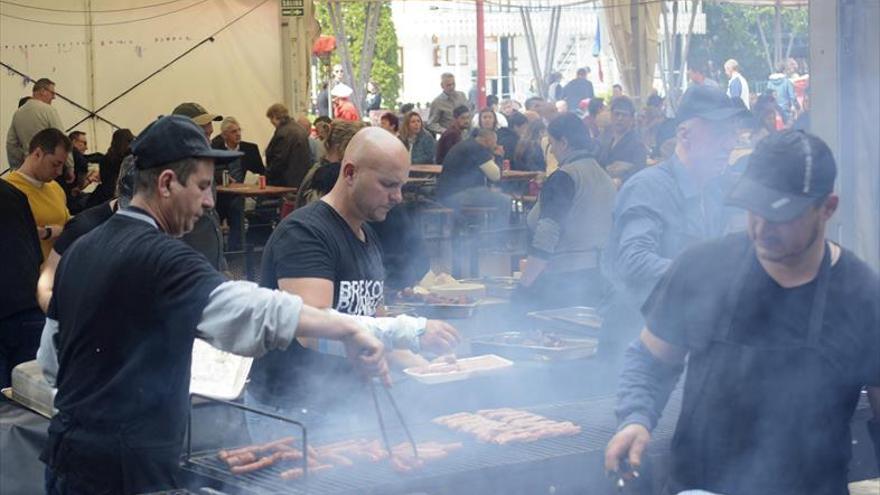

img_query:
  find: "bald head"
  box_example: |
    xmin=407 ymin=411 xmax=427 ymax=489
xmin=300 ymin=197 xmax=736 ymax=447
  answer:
xmin=330 ymin=127 xmax=409 ymax=223
xmin=342 ymin=127 xmax=409 ymax=173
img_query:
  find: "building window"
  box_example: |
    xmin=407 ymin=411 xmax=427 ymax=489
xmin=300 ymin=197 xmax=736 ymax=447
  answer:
xmin=446 ymin=45 xmax=468 ymax=66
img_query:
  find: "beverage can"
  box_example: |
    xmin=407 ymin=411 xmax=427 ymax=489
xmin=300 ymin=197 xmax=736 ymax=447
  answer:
xmin=221 ymin=170 xmax=230 ymax=187
xmin=258 ymin=175 xmax=267 ymax=189
xmin=502 ymin=159 xmax=511 ymax=171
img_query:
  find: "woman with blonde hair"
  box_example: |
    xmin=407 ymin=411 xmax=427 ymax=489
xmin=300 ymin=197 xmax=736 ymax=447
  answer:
xmin=294 ymin=119 xmax=366 ymax=208
xmin=398 ymin=111 xmax=436 ymax=164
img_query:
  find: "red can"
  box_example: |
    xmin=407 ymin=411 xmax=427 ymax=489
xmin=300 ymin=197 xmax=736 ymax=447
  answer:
xmin=528 ymin=179 xmax=540 ymax=196
xmin=502 ymin=159 xmax=511 ymax=172
xmin=258 ymin=175 xmax=267 ymax=189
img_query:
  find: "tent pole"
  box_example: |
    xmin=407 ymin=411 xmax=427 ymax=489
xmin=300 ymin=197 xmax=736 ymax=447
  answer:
xmin=476 ymin=0 xmax=487 ymax=109
xmin=85 ymin=0 xmax=98 ymax=145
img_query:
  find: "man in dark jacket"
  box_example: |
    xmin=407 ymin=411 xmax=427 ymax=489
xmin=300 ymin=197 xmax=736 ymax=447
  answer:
xmin=562 ymin=67 xmax=595 ymax=112
xmin=597 ymin=96 xmax=647 ymax=185
xmin=211 ymin=116 xmax=266 ymax=251
xmin=265 ymin=103 xmax=311 ymax=189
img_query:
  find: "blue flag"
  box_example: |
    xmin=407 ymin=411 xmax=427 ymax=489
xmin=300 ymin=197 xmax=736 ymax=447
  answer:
xmin=591 ymin=16 xmax=601 ymax=57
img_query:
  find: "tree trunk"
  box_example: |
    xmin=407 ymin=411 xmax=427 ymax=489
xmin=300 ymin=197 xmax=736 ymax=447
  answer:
xmin=755 ymin=16 xmax=775 ymax=73
xmin=327 ymin=1 xmax=362 ymax=116
xmin=677 ymin=0 xmax=700 ymax=90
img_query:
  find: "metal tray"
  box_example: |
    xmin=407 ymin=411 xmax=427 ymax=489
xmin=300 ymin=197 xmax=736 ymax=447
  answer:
xmin=470 ymin=332 xmax=599 ymax=362
xmin=461 ymin=277 xmax=518 ymax=299
xmin=400 ymin=302 xmax=479 ymax=319
xmin=527 ymin=306 xmax=603 ymax=334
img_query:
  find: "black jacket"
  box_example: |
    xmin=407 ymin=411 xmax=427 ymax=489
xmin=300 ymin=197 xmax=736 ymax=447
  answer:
xmin=210 ymin=137 xmax=266 ymax=182
xmin=265 ymin=118 xmax=311 ymax=188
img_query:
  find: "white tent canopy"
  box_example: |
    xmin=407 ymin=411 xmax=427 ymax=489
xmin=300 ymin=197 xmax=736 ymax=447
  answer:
xmin=1 ymin=0 xmax=283 ymax=170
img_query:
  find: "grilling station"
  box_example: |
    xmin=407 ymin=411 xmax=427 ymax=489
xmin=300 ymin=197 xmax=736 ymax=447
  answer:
xmin=144 ymin=294 xmax=872 ymax=495
xmin=3 ymin=281 xmax=878 ymax=495
xmin=172 ymin=300 xmax=653 ymax=495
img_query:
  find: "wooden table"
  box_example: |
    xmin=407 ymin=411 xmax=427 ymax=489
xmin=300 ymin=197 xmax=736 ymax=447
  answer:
xmin=216 ymin=183 xmax=297 ymax=197
xmin=501 ymin=170 xmax=542 ymax=181
xmin=409 ymin=165 xmax=541 ymax=182
xmin=216 ymin=183 xmax=296 ymax=280
xmin=409 ymin=164 xmax=442 ymax=175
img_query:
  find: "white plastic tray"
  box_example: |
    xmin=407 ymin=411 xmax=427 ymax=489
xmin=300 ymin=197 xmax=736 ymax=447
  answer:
xmin=403 ymin=354 xmax=513 ymax=384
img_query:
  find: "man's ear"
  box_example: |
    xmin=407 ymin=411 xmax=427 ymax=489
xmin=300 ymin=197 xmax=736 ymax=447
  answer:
xmin=157 ymin=169 xmax=176 ymax=198
xmin=821 ymin=194 xmax=839 ymax=220
xmin=341 ymin=162 xmax=356 ymax=180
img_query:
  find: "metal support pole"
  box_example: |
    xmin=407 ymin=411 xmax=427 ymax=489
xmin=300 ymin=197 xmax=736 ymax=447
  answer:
xmin=519 ymin=7 xmax=544 ymax=98
xmin=476 ymin=0 xmax=487 ymax=109
xmin=543 ymin=6 xmax=561 ymax=80
xmin=774 ymin=0 xmax=783 ymax=67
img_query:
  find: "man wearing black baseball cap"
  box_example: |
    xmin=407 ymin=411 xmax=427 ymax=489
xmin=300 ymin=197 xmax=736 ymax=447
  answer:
xmin=602 ymin=85 xmax=747 ymax=345
xmin=606 ymin=130 xmax=880 ymax=494
xmin=39 ymin=115 xmax=409 ymax=494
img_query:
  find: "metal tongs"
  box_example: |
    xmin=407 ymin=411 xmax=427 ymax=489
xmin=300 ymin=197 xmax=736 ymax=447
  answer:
xmin=609 ymin=458 xmax=640 ymax=493
xmin=367 ymin=377 xmax=419 ymax=460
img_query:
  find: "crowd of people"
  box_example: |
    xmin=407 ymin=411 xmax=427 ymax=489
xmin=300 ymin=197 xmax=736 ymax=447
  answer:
xmin=1 ymin=54 xmax=878 ymax=495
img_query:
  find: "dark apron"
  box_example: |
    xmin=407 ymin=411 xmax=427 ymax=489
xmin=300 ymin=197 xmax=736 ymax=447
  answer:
xmin=666 ymin=244 xmax=853 ymax=495
xmin=42 ymin=411 xmax=183 ymax=494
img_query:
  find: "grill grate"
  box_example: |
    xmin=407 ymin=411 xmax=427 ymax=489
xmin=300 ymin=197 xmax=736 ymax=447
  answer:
xmin=183 ymin=392 xmax=686 ymax=495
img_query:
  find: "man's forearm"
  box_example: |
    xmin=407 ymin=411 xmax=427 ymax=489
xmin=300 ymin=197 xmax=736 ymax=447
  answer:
xmin=345 ymin=313 xmax=427 ymax=352
xmin=615 ymin=339 xmax=684 ymax=431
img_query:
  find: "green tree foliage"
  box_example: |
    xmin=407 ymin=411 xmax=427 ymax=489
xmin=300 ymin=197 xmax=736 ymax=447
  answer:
xmin=689 ymin=3 xmax=808 ymax=88
xmin=315 ymin=1 xmax=401 ymax=107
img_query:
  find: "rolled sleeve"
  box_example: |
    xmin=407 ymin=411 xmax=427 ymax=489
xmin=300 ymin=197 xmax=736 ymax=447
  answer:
xmin=615 ymin=339 xmax=684 ymax=431
xmin=196 ymin=281 xmax=301 ymax=357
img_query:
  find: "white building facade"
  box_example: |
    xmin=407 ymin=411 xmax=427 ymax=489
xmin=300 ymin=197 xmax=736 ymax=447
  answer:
xmin=391 ymin=1 xmax=621 ymax=107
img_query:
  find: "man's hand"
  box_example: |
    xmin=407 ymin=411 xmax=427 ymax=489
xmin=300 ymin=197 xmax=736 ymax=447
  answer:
xmin=343 ymin=328 xmax=390 ymax=386
xmin=604 ymin=423 xmax=651 ymax=478
xmin=419 ymin=320 xmax=460 ymax=355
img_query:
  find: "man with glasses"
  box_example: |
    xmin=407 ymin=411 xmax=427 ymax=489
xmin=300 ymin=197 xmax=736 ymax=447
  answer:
xmin=602 ymin=86 xmax=745 ymax=344
xmin=6 ymin=78 xmax=65 ymax=170
xmin=597 ymin=96 xmax=647 ymax=186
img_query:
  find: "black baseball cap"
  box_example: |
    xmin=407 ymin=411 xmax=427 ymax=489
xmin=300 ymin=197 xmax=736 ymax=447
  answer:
xmin=726 ymin=130 xmax=836 ymax=222
xmin=676 ymin=85 xmax=748 ymax=123
xmin=131 ymin=115 xmax=242 ymax=170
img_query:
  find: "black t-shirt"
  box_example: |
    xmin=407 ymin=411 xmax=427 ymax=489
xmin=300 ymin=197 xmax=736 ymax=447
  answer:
xmin=250 ymin=200 xmax=385 ymax=407
xmin=51 ymin=209 xmax=225 ymax=439
xmin=644 ymin=232 xmax=880 ymax=384
xmin=436 ymin=138 xmax=494 ymax=198
xmin=53 ymin=201 xmax=114 ymax=255
xmin=643 ymin=233 xmax=880 ymax=494
xmin=0 ymin=180 xmax=42 ymax=318
xmin=597 ymin=129 xmax=647 ymax=175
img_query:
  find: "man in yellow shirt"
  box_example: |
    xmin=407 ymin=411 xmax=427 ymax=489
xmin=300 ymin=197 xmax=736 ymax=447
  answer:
xmin=4 ymin=128 xmax=71 ymax=259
